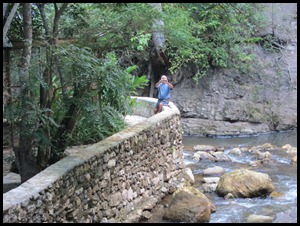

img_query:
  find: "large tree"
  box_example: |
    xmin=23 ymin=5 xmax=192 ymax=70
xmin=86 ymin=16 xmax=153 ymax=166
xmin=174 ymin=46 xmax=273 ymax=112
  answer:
xmin=4 ymin=3 xmax=150 ymax=182
xmin=148 ymin=3 xmax=169 ymax=97
xmin=13 ymin=3 xmax=40 ymax=182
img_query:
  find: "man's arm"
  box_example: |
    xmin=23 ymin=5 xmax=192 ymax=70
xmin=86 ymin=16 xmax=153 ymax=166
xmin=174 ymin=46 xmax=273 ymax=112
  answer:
xmin=168 ymin=82 xmax=174 ymax=89
xmin=155 ymin=80 xmax=162 ymax=88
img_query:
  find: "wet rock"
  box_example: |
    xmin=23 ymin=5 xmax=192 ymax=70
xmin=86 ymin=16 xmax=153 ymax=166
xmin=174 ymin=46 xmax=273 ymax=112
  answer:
xmin=246 ymin=214 xmax=273 ymax=223
xmin=193 ymin=145 xmax=217 ymax=152
xmin=202 ymin=183 xmax=218 ymax=193
xmin=193 ymin=151 xmax=216 ymax=161
xmin=216 ymin=169 xmax=275 ymax=198
xmin=212 ymin=151 xmax=232 ymax=162
xmin=249 ymin=160 xmax=263 ymax=167
xmin=202 ymin=177 xmax=220 ymax=184
xmin=201 ymin=177 xmax=220 ymax=193
xmin=261 ymin=143 xmax=278 ymax=151
xmin=203 ymin=166 xmax=224 ymax=176
xmin=224 ymin=193 xmax=235 ymax=199
xmin=229 ymin=148 xmax=242 ymax=155
xmin=291 ymin=155 xmax=297 ymax=164
xmin=282 ymin=144 xmax=292 ymax=150
xmin=251 ymin=150 xmax=272 ymax=160
xmin=269 ymin=191 xmax=284 ymax=198
xmin=177 ymin=167 xmax=195 ymax=186
xmin=286 ymin=147 xmax=297 ymax=154
xmin=273 ymin=206 xmax=297 ymax=223
xmin=240 ymin=147 xmax=249 ymax=152
xmin=163 ymin=187 xmax=213 ymax=223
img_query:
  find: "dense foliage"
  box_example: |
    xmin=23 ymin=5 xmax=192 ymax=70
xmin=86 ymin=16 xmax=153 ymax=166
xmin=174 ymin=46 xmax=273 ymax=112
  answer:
xmin=163 ymin=3 xmax=265 ymax=80
xmin=3 ymin=3 xmax=266 ymax=178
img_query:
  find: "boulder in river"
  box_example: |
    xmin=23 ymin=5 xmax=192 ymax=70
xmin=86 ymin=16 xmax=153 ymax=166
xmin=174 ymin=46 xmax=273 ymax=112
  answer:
xmin=216 ymin=169 xmax=275 ymax=198
xmin=163 ymin=186 xmax=214 ymax=223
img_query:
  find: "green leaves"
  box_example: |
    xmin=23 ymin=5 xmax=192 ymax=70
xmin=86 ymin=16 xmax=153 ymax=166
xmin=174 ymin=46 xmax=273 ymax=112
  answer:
xmin=69 ymin=105 xmax=126 ymax=145
xmin=163 ymin=3 xmax=265 ymax=80
xmin=130 ymin=32 xmax=152 ymax=51
xmin=49 ymin=46 xmax=148 ymax=145
xmin=4 ymin=2 xmax=267 ymax=155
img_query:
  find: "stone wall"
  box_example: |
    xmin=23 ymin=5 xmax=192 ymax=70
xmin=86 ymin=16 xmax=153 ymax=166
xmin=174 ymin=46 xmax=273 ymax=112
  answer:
xmin=3 ymin=97 xmax=184 ymax=223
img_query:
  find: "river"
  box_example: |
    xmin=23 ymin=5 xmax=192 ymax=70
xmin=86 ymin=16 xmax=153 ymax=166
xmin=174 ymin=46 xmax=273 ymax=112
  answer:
xmin=182 ymin=129 xmax=297 ymax=223
xmin=141 ymin=129 xmax=297 ymax=223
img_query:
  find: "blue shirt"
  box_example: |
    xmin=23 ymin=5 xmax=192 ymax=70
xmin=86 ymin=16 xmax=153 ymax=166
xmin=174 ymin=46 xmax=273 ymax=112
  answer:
xmin=158 ymin=83 xmax=171 ymax=100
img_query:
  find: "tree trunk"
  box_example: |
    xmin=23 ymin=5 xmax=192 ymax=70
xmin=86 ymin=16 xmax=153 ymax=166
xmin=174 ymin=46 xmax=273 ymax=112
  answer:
xmin=35 ymin=3 xmax=69 ymax=168
xmin=36 ymin=3 xmax=50 ymax=37
xmin=50 ymin=85 xmax=87 ymax=164
xmin=3 ymin=50 xmax=11 ymax=113
xmin=52 ymin=3 xmax=68 ymax=45
xmin=149 ymin=3 xmax=169 ymax=67
xmin=3 ymin=50 xmax=15 ymax=149
xmin=39 ymin=3 xmax=69 ymax=110
xmin=148 ymin=3 xmax=170 ymax=96
xmin=14 ymin=3 xmax=40 ymax=183
xmin=3 ymin=3 xmax=20 ymax=42
xmin=148 ymin=61 xmax=155 ymax=98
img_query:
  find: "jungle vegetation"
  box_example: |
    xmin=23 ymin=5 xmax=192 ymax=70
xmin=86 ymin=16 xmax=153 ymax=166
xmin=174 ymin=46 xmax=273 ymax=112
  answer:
xmin=3 ymin=3 xmax=266 ymax=182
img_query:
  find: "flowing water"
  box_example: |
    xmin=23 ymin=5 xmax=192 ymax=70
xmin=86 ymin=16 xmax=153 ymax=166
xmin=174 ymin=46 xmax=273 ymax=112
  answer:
xmin=182 ymin=129 xmax=297 ymax=223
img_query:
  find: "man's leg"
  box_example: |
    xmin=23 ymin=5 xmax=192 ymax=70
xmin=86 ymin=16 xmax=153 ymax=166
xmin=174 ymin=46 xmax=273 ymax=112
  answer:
xmin=157 ymin=102 xmax=163 ymax=113
xmin=154 ymin=100 xmax=160 ymax=114
xmin=158 ymin=99 xmax=169 ymax=113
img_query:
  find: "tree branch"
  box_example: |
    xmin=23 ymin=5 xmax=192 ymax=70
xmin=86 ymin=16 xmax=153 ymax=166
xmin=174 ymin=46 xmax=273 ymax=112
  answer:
xmin=3 ymin=3 xmax=20 ymax=42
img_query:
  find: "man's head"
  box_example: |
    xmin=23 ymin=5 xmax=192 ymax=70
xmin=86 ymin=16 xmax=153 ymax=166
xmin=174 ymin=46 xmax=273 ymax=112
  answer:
xmin=161 ymin=75 xmax=168 ymax=83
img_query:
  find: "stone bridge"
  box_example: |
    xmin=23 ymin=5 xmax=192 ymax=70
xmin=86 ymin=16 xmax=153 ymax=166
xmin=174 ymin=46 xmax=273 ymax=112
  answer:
xmin=3 ymin=96 xmax=185 ymax=223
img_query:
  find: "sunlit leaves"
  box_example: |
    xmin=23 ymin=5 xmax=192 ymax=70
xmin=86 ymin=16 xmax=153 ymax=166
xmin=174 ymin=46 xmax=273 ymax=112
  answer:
xmin=130 ymin=32 xmax=152 ymax=51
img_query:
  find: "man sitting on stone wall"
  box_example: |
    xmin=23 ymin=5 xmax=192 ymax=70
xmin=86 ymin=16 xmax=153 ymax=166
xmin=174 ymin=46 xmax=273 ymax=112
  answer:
xmin=154 ymin=75 xmax=174 ymax=114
